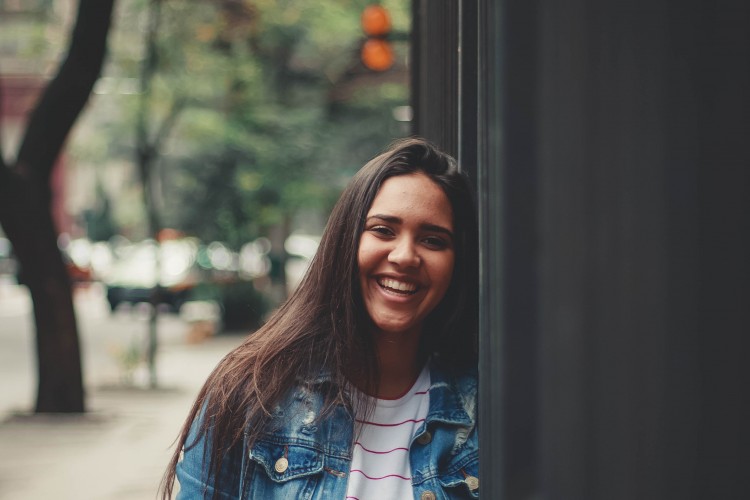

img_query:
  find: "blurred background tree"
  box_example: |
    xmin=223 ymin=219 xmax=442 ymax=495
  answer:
xmin=0 ymin=0 xmax=117 ymax=412
xmin=89 ymin=0 xmax=409 ymax=387
xmin=0 ymin=0 xmax=410 ymax=407
xmin=72 ymin=0 xmax=410 ymax=249
xmin=69 ymin=0 xmax=410 ymax=322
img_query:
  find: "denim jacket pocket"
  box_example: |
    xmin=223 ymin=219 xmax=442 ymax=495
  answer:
xmin=244 ymin=439 xmax=328 ymax=500
xmin=249 ymin=439 xmax=324 ymax=482
xmin=437 ymin=455 xmax=480 ymax=499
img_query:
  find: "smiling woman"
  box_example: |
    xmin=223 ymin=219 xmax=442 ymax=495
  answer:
xmin=358 ymin=173 xmax=456 ymax=399
xmin=161 ymin=138 xmax=479 ymax=500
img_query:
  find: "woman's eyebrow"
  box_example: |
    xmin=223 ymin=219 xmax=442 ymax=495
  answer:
xmin=366 ymin=215 xmax=454 ymax=239
xmin=366 ymin=214 xmax=400 ymax=223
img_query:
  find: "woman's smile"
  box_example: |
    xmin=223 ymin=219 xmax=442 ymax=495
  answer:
xmin=377 ymin=276 xmax=419 ymax=294
xmin=358 ymin=172 xmax=455 ymax=339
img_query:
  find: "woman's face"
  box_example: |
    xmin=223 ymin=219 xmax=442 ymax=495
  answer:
xmin=358 ymin=172 xmax=455 ymax=339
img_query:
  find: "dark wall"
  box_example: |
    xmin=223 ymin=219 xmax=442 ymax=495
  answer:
xmin=533 ymin=2 xmax=750 ymax=498
xmin=414 ymin=0 xmax=750 ymax=498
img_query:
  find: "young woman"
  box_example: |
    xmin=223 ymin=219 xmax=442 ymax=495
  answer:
xmin=162 ymin=137 xmax=479 ymax=499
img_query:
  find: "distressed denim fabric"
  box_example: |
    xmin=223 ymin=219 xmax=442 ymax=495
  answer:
xmin=176 ymin=363 xmax=479 ymax=499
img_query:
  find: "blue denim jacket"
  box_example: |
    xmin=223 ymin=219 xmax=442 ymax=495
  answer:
xmin=176 ymin=362 xmax=479 ymax=499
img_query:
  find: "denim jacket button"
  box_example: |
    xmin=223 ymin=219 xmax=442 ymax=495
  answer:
xmin=274 ymin=457 xmax=289 ymax=474
xmin=466 ymin=475 xmax=479 ymax=491
xmin=421 ymin=491 xmax=436 ymax=500
xmin=416 ymin=431 xmax=432 ymax=445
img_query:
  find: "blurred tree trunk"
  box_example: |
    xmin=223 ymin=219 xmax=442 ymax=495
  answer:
xmin=0 ymin=0 xmax=116 ymax=412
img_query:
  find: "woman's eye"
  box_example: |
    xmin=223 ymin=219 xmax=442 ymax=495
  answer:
xmin=370 ymin=226 xmax=393 ymax=236
xmin=423 ymin=236 xmax=449 ymax=249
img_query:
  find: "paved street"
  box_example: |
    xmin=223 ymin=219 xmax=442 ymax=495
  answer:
xmin=0 ymin=279 xmax=247 ymax=499
xmin=0 ymin=279 xmax=212 ymax=415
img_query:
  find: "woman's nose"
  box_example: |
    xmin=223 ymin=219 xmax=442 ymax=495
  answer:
xmin=388 ymin=238 xmax=420 ymax=267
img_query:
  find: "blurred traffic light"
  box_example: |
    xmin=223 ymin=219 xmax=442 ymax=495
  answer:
xmin=361 ymin=4 xmax=391 ymax=35
xmin=361 ymin=4 xmax=393 ymax=71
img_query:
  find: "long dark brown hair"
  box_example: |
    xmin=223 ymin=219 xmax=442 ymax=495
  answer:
xmin=160 ymin=137 xmax=478 ymax=498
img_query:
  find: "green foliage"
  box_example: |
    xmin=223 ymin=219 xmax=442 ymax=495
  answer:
xmin=70 ymin=0 xmax=410 ymax=248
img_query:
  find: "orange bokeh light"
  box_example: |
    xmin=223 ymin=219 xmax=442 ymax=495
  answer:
xmin=361 ymin=38 xmax=394 ymax=71
xmin=361 ymin=5 xmax=391 ymax=36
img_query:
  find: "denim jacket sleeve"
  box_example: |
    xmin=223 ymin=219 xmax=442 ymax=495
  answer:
xmin=176 ymin=411 xmax=243 ymax=499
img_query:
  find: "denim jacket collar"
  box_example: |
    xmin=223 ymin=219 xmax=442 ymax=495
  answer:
xmin=300 ymin=360 xmax=477 ymax=432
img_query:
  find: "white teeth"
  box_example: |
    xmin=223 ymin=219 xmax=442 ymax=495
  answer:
xmin=378 ymin=278 xmax=418 ymax=293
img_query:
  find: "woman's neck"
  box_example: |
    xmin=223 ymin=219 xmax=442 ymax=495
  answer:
xmin=371 ymin=327 xmax=424 ymax=399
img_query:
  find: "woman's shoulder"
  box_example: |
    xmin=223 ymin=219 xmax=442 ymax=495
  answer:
xmin=427 ymin=359 xmax=478 ymax=425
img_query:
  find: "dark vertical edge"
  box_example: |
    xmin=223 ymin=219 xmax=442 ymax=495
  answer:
xmin=458 ymin=0 xmax=478 ymax=181
xmin=499 ymin=0 xmax=540 ymax=495
xmin=477 ymin=0 xmax=505 ymax=498
xmin=478 ymin=0 xmax=540 ymax=497
xmin=410 ymin=0 xmax=459 ymax=156
xmin=409 ymin=0 xmax=420 ymax=136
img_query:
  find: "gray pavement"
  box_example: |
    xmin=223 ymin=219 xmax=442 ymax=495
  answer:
xmin=0 ymin=325 xmax=245 ymax=500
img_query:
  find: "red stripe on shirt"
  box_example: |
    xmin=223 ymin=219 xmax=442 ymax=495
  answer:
xmin=355 ymin=418 xmax=426 ymax=427
xmin=350 ymin=469 xmax=411 ymax=481
xmin=354 ymin=441 xmax=409 ymax=454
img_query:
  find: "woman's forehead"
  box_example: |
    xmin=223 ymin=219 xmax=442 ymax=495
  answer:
xmin=367 ymin=173 xmax=453 ymax=228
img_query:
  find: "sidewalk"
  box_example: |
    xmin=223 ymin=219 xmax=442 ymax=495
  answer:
xmin=0 ymin=333 xmax=245 ymax=500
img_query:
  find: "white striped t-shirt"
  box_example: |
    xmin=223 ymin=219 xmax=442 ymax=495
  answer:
xmin=345 ymin=365 xmax=430 ymax=500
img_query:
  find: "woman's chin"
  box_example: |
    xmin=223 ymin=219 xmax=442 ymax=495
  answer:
xmin=370 ymin=320 xmax=423 ymax=340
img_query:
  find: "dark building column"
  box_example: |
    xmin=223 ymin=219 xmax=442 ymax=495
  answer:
xmin=411 ymin=0 xmax=459 ymax=158
xmin=416 ymin=0 xmax=750 ymax=498
xmin=473 ymin=0 xmax=750 ymax=498
xmin=477 ymin=0 xmax=540 ymax=497
xmin=411 ymin=0 xmax=478 ymax=183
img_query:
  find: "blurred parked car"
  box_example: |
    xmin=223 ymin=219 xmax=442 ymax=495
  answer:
xmin=104 ymin=238 xmax=201 ymax=312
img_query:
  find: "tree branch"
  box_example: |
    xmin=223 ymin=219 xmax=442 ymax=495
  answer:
xmin=0 ymin=76 xmax=5 ymax=171
xmin=136 ymin=0 xmax=163 ymax=150
xmin=15 ymin=0 xmax=116 ymax=190
xmin=152 ymin=97 xmax=187 ymax=156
